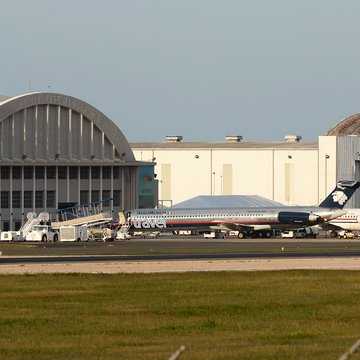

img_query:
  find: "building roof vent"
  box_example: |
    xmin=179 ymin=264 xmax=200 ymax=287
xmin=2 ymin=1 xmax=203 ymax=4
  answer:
xmin=165 ymin=135 xmax=183 ymax=142
xmin=284 ymin=135 xmax=302 ymax=142
xmin=225 ymin=135 xmax=242 ymax=142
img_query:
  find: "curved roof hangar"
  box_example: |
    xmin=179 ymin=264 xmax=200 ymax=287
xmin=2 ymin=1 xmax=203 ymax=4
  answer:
xmin=0 ymin=92 xmax=135 ymax=163
xmin=327 ymin=113 xmax=360 ymax=136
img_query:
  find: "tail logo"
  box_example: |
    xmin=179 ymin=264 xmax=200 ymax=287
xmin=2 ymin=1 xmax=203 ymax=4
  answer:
xmin=331 ymin=191 xmax=348 ymax=205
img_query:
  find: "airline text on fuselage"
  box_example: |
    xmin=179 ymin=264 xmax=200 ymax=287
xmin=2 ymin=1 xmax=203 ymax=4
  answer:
xmin=132 ymin=218 xmax=167 ymax=229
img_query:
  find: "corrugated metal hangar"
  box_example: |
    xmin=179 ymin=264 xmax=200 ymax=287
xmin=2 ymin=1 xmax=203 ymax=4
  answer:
xmin=131 ymin=118 xmax=360 ymax=209
xmin=0 ymin=92 xmax=155 ymax=231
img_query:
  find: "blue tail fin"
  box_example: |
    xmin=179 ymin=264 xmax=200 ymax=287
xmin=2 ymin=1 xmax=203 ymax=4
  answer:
xmin=319 ymin=180 xmax=360 ymax=208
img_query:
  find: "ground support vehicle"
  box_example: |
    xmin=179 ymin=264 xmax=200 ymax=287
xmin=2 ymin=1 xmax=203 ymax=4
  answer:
xmin=115 ymin=224 xmax=131 ymax=240
xmin=281 ymin=230 xmax=295 ymax=238
xmin=337 ymin=230 xmax=356 ymax=239
xmin=203 ymin=231 xmax=227 ymax=239
xmin=0 ymin=231 xmax=23 ymax=242
xmin=281 ymin=227 xmax=319 ymax=238
xmin=0 ymin=211 xmax=51 ymax=242
xmin=25 ymin=225 xmax=59 ymax=242
xmin=236 ymin=230 xmax=275 ymax=239
xmin=60 ymin=225 xmax=88 ymax=241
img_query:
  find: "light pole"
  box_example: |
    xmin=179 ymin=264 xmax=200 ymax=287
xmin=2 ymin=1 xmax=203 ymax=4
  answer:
xmin=212 ymin=172 xmax=215 ymax=195
xmin=325 ymin=154 xmax=330 ymax=197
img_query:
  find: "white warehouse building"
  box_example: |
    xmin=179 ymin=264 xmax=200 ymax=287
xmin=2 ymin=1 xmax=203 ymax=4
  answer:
xmin=131 ymin=115 xmax=360 ymax=208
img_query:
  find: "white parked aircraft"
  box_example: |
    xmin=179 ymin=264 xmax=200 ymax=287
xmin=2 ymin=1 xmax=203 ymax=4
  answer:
xmin=120 ymin=180 xmax=360 ymax=239
xmin=320 ymin=209 xmax=360 ymax=237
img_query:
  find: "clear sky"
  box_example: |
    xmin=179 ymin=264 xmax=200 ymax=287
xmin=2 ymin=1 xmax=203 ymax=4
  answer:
xmin=1 ymin=0 xmax=360 ymax=142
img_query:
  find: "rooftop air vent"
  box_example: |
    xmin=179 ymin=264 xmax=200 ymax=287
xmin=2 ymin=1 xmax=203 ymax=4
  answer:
xmin=225 ymin=135 xmax=242 ymax=142
xmin=165 ymin=136 xmax=183 ymax=142
xmin=284 ymin=135 xmax=302 ymax=142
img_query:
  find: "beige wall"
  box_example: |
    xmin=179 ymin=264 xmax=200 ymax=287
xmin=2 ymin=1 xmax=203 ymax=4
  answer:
xmin=133 ymin=136 xmax=360 ymax=208
xmin=132 ymin=146 xmax=319 ymax=206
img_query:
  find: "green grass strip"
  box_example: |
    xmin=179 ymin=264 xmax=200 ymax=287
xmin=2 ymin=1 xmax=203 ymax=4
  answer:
xmin=0 ymin=271 xmax=360 ymax=359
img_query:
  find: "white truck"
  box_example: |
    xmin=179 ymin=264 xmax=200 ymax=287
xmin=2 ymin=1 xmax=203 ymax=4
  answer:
xmin=59 ymin=225 xmax=88 ymax=242
xmin=25 ymin=225 xmax=59 ymax=242
xmin=281 ymin=227 xmax=319 ymax=238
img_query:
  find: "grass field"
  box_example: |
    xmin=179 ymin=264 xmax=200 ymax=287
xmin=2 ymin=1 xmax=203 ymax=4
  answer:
xmin=1 ymin=271 xmax=360 ymax=359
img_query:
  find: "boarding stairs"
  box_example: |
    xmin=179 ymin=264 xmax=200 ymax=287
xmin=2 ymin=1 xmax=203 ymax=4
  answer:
xmin=20 ymin=212 xmax=50 ymax=237
xmin=51 ymin=211 xmax=113 ymax=229
xmin=50 ymin=199 xmax=114 ymax=229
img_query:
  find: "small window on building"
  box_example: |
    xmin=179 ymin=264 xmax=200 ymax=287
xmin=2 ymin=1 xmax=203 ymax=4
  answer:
xmin=1 ymin=191 xmax=9 ymax=208
xmin=35 ymin=167 xmax=45 ymax=179
xmin=12 ymin=166 xmax=22 ymax=179
xmin=14 ymin=221 xmax=21 ymax=231
xmin=102 ymin=166 xmax=111 ymax=179
xmin=80 ymin=167 xmax=89 ymax=179
xmin=24 ymin=167 xmax=33 ymax=179
xmin=35 ymin=191 xmax=44 ymax=208
xmin=91 ymin=190 xmax=100 ymax=203
xmin=3 ymin=221 xmax=9 ymax=231
xmin=12 ymin=191 xmax=21 ymax=208
xmin=80 ymin=190 xmax=89 ymax=204
xmin=24 ymin=191 xmax=33 ymax=208
xmin=1 ymin=166 xmax=10 ymax=179
xmin=58 ymin=166 xmax=67 ymax=179
xmin=69 ymin=167 xmax=78 ymax=179
xmin=91 ymin=167 xmax=100 ymax=179
xmin=47 ymin=191 xmax=56 ymax=208
xmin=47 ymin=167 xmax=56 ymax=179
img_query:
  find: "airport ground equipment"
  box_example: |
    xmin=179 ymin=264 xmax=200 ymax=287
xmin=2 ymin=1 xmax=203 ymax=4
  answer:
xmin=337 ymin=230 xmax=357 ymax=239
xmin=50 ymin=201 xmax=113 ymax=229
xmin=281 ymin=227 xmax=319 ymax=238
xmin=59 ymin=225 xmax=88 ymax=242
xmin=203 ymin=231 xmax=226 ymax=239
xmin=116 ymin=229 xmax=131 ymax=240
xmin=0 ymin=211 xmax=51 ymax=242
xmin=0 ymin=231 xmax=23 ymax=242
xmin=25 ymin=224 xmax=59 ymax=242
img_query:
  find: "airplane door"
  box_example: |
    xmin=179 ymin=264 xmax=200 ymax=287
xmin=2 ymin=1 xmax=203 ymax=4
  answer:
xmin=118 ymin=212 xmax=126 ymax=224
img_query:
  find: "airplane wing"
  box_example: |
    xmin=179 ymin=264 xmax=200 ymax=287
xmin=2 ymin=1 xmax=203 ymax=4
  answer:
xmin=216 ymin=222 xmax=271 ymax=232
xmin=318 ymin=223 xmax=349 ymax=231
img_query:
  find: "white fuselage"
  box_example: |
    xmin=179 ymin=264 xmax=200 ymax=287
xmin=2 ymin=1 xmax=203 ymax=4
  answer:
xmin=125 ymin=206 xmax=342 ymax=234
xmin=327 ymin=209 xmax=360 ymax=231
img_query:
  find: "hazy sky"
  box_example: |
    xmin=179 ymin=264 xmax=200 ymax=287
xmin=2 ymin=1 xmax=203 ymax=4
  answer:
xmin=1 ymin=0 xmax=360 ymax=142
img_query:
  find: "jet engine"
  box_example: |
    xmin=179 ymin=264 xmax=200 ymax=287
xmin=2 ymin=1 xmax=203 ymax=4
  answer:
xmin=278 ymin=211 xmax=321 ymax=225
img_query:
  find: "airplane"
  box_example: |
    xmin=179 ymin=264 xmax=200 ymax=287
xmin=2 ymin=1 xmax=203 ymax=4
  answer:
xmin=119 ymin=180 xmax=360 ymax=239
xmin=320 ymin=208 xmax=360 ymax=238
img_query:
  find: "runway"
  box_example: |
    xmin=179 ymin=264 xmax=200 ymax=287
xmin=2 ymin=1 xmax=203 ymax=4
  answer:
xmin=1 ymin=236 xmax=360 ymax=273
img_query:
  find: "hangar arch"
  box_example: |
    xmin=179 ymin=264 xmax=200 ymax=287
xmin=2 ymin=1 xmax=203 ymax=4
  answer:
xmin=0 ymin=92 xmax=155 ymax=231
xmin=327 ymin=114 xmax=360 ymax=136
xmin=0 ymin=92 xmax=135 ymax=162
